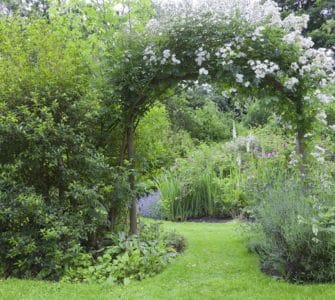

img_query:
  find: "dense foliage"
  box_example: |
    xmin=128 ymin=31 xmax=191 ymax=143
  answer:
xmin=135 ymin=103 xmax=194 ymax=189
xmin=0 ymin=190 xmax=88 ymax=280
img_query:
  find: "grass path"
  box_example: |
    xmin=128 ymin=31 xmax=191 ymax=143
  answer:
xmin=1 ymin=221 xmax=335 ymax=300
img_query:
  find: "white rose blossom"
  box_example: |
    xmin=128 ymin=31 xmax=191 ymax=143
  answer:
xmin=171 ymin=54 xmax=181 ymax=65
xmin=316 ymin=111 xmax=327 ymax=125
xmin=235 ymin=73 xmax=244 ymax=83
xmin=284 ymin=77 xmax=299 ymax=90
xmin=315 ymin=91 xmax=334 ymax=104
xmin=248 ymin=59 xmax=279 ymax=79
xmin=311 ymin=145 xmax=326 ymax=164
xmin=195 ymin=47 xmax=210 ymax=66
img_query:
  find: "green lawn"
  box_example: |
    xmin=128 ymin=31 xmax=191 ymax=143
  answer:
xmin=1 ymin=221 xmax=335 ymax=300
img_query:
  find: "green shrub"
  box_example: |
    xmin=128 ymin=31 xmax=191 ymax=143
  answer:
xmin=0 ymin=17 xmax=134 ymax=282
xmin=0 ymin=188 xmax=91 ymax=280
xmin=165 ymin=91 xmax=234 ymax=143
xmin=249 ymin=179 xmax=335 ymax=283
xmin=136 ymin=104 xmax=177 ymax=176
xmin=190 ymin=102 xmax=233 ymax=142
xmin=164 ymin=231 xmax=187 ymax=253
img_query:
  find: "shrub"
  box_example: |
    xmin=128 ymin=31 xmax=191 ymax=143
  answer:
xmin=190 ymin=102 xmax=233 ymax=142
xmin=164 ymin=231 xmax=187 ymax=253
xmin=0 ymin=188 xmax=91 ymax=280
xmin=248 ymin=179 xmax=335 ymax=283
xmin=0 ymin=17 xmax=133 ymax=281
xmin=135 ymin=104 xmax=194 ymax=194
xmin=136 ymin=104 xmax=177 ymax=176
xmin=165 ymin=91 xmax=234 ymax=143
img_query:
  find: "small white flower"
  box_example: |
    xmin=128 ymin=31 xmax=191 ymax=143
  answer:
xmin=195 ymin=48 xmax=210 ymax=66
xmin=291 ymin=62 xmax=299 ymax=71
xmin=316 ymin=92 xmax=334 ymax=104
xmin=315 ymin=145 xmax=326 ymax=153
xmin=114 ymin=3 xmax=130 ymax=15
xmin=284 ymin=77 xmax=299 ymax=90
xmin=235 ymin=73 xmax=244 ymax=83
xmin=236 ymin=52 xmax=246 ymax=58
xmin=171 ymin=54 xmax=181 ymax=64
xmin=316 ymin=111 xmax=327 ymax=125
xmin=232 ymin=121 xmax=237 ymax=139
xmin=199 ymin=68 xmax=209 ymax=75
xmin=163 ymin=49 xmax=171 ymax=59
xmin=283 ymin=14 xmax=309 ymax=31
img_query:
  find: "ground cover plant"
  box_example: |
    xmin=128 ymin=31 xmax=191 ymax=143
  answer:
xmin=62 ymin=222 xmax=185 ymax=284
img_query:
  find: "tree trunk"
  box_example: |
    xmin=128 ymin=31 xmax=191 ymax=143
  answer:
xmin=119 ymin=131 xmax=128 ymax=166
xmin=126 ymin=121 xmax=137 ymax=235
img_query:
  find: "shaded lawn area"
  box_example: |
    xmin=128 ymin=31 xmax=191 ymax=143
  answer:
xmin=1 ymin=221 xmax=335 ymax=300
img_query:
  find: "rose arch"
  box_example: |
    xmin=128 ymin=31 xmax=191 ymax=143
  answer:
xmin=108 ymin=0 xmax=335 ymax=233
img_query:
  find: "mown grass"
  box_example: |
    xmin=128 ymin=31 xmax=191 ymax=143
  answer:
xmin=1 ymin=221 xmax=335 ymax=300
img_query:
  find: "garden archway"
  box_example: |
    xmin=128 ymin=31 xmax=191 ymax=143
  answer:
xmin=109 ymin=7 xmax=335 ymax=233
